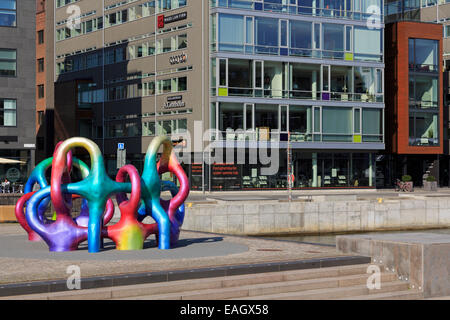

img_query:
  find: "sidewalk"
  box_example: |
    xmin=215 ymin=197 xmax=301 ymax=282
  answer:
xmin=0 ymin=224 xmax=347 ymax=286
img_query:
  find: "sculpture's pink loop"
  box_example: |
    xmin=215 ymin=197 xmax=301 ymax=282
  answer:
xmin=103 ymin=198 xmax=114 ymax=225
xmin=115 ymin=165 xmax=141 ymax=217
xmin=157 ymin=151 xmax=189 ymax=219
xmin=15 ymin=192 xmax=41 ymax=241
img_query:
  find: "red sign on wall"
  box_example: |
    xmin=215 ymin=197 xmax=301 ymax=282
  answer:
xmin=157 ymin=15 xmax=164 ymax=28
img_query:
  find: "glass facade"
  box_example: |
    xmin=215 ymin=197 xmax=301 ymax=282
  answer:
xmin=213 ymin=0 xmax=383 ymax=21
xmin=213 ymin=13 xmax=383 ymax=62
xmin=408 ymin=38 xmax=439 ymax=146
xmin=209 ymin=0 xmax=384 ymax=190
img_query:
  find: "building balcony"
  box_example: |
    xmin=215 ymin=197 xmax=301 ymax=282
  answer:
xmin=210 ymin=130 xmax=383 ymax=144
xmin=212 ymin=43 xmax=383 ymax=63
xmin=210 ymin=0 xmax=384 ymax=23
xmin=212 ymin=87 xmax=384 ymax=103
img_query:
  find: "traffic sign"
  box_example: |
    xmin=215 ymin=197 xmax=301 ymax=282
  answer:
xmin=118 ymin=143 xmax=125 ymax=150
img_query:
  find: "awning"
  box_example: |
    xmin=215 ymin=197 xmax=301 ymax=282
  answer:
xmin=0 ymin=158 xmax=26 ymax=164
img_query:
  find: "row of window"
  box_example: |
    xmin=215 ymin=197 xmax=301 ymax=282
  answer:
xmin=212 ymin=0 xmax=383 ymax=21
xmin=57 ymin=0 xmax=186 ymax=10
xmin=212 ymin=102 xmax=383 ymax=143
xmin=213 ymin=58 xmax=383 ymax=102
xmin=56 ymin=0 xmax=187 ymax=41
xmin=78 ymin=76 xmax=188 ymax=105
xmin=57 ymin=32 xmax=188 ymax=75
xmin=386 ymin=0 xmax=450 ymax=17
xmin=212 ymin=13 xmax=383 ymax=62
xmin=106 ymin=118 xmax=188 ymax=138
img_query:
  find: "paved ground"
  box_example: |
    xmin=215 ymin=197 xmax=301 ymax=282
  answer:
xmin=0 ymin=224 xmax=346 ymax=285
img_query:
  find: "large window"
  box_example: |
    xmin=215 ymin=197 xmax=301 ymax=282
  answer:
xmin=354 ymin=27 xmax=382 ymax=61
xmin=0 ymin=49 xmax=16 ymax=76
xmin=255 ymin=17 xmax=278 ymax=54
xmin=409 ymin=75 xmax=438 ymax=109
xmin=218 ymin=14 xmax=244 ymax=52
xmin=322 ymin=23 xmax=344 ymax=58
xmin=322 ymin=106 xmax=353 ymax=141
xmin=218 ymin=102 xmax=243 ymax=132
xmin=290 ymin=20 xmax=312 ymax=52
xmin=0 ymin=0 xmax=16 ymax=27
xmin=0 ymin=98 xmax=16 ymax=126
xmin=409 ymin=38 xmax=438 ymax=72
xmin=362 ymin=108 xmax=383 ymax=142
xmin=409 ymin=112 xmax=439 ymax=146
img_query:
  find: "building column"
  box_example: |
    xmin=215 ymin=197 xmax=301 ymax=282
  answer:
xmin=312 ymin=152 xmax=318 ymax=187
xmin=369 ymin=153 xmax=373 ymax=187
xmin=312 ymin=71 xmax=317 ymax=100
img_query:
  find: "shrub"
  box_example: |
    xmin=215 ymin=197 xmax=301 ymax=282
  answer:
xmin=401 ymin=175 xmax=412 ymax=182
xmin=426 ymin=175 xmax=436 ymax=182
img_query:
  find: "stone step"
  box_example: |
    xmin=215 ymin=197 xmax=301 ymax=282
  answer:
xmin=339 ymin=289 xmax=423 ymax=300
xmin=1 ymin=264 xmax=374 ymax=300
xmin=116 ymin=273 xmax=397 ymax=300
xmin=233 ymin=281 xmax=410 ymax=300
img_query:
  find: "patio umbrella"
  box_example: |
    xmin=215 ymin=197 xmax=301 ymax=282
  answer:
xmin=0 ymin=157 xmax=26 ymax=164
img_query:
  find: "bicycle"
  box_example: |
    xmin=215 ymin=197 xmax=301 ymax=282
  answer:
xmin=395 ymin=179 xmax=413 ymax=192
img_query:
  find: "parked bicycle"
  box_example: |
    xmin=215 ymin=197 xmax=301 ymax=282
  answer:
xmin=395 ymin=179 xmax=413 ymax=192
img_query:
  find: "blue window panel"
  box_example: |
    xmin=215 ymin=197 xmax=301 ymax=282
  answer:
xmin=255 ymin=17 xmax=278 ymax=47
xmin=255 ymin=2 xmax=263 ymax=10
xmin=218 ymin=14 xmax=244 ymax=52
xmin=280 ymin=47 xmax=288 ymax=56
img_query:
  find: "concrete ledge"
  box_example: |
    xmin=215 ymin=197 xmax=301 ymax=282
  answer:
xmin=0 ymin=255 xmax=370 ymax=297
xmin=0 ymin=206 xmax=16 ymax=222
xmin=336 ymin=232 xmax=450 ymax=298
xmin=184 ymin=197 xmax=450 ymax=235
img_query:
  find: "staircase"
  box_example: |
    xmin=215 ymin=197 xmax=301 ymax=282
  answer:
xmin=2 ymin=264 xmax=423 ymax=300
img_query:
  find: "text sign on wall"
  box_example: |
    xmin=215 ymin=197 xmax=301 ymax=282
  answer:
xmin=157 ymin=12 xmax=187 ymax=29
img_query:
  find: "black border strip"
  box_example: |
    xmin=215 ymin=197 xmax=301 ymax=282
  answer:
xmin=0 ymin=255 xmax=370 ymax=297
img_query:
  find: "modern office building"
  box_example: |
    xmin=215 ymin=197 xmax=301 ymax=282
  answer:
xmin=0 ymin=0 xmax=36 ymax=186
xmin=381 ymin=21 xmax=443 ymax=187
xmin=46 ymin=0 xmax=384 ymax=191
xmin=383 ymin=1 xmax=445 ymax=187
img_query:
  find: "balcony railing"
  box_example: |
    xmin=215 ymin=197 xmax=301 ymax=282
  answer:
xmin=214 ymin=43 xmax=383 ymax=62
xmin=211 ymin=0 xmax=384 ymax=23
xmin=210 ymin=130 xmax=383 ymax=143
xmin=214 ymin=87 xmax=384 ymax=103
xmin=409 ymin=63 xmax=438 ymax=73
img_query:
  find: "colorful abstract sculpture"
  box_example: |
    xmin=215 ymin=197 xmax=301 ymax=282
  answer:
xmin=15 ymin=136 xmax=189 ymax=253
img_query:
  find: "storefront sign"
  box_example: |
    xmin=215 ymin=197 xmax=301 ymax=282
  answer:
xmin=169 ymin=52 xmax=187 ymax=65
xmin=157 ymin=12 xmax=187 ymax=29
xmin=211 ymin=163 xmax=241 ymax=190
xmin=191 ymin=163 xmax=203 ymax=190
xmin=163 ymin=95 xmax=185 ymax=109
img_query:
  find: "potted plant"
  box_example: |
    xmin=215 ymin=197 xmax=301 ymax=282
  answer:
xmin=402 ymin=175 xmax=414 ymax=192
xmin=423 ymin=175 xmax=438 ymax=191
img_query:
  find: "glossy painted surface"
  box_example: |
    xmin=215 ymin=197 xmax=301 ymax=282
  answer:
xmin=18 ymin=137 xmax=189 ymax=253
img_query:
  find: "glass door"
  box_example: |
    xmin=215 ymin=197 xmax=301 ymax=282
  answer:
xmin=254 ymin=60 xmax=264 ymax=97
xmin=218 ymin=58 xmax=228 ymax=96
xmin=279 ymin=19 xmax=288 ymax=55
xmin=279 ymin=105 xmax=288 ymax=141
xmin=244 ymin=103 xmax=255 ymax=140
xmin=321 ymin=64 xmax=330 ymax=100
